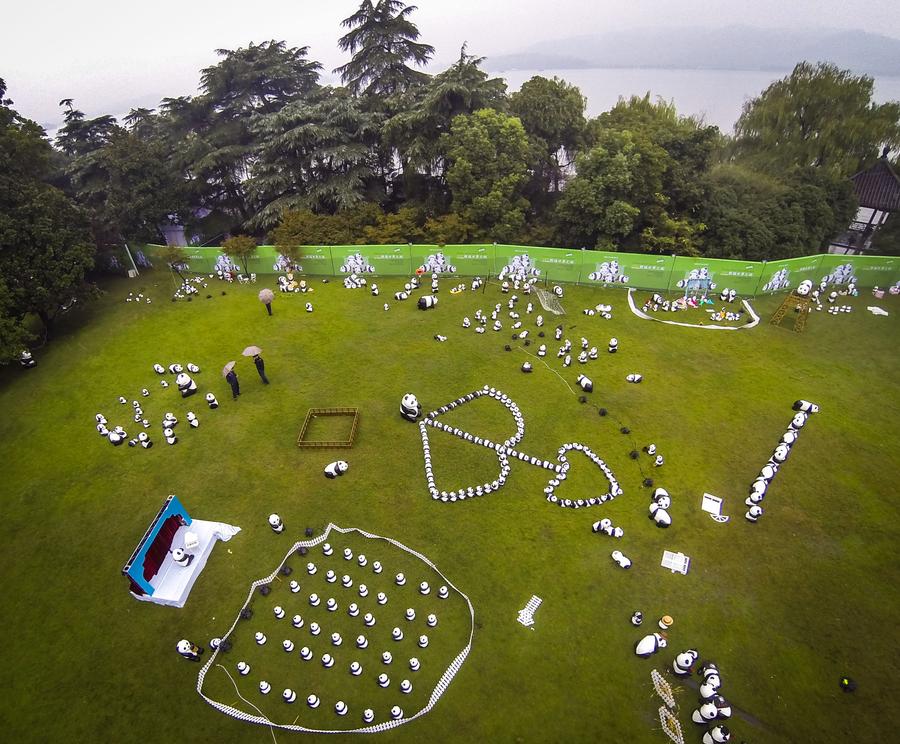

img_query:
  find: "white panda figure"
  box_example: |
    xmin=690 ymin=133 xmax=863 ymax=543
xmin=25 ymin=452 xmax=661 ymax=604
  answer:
xmin=672 ymin=649 xmax=699 ymax=676
xmin=536 ymin=315 xmax=544 ymax=327
xmin=462 ymin=317 xmax=471 ymax=328
xmin=589 ymin=347 xmax=598 ymax=359
xmin=206 ymin=393 xmax=219 ymax=409
xmin=797 ymin=279 xmax=813 ymax=297
xmin=537 ymin=344 xmax=547 ymax=357
xmin=108 ymin=430 xmax=124 ymax=446
xmin=176 ymin=372 xmax=198 ymax=398
xmin=772 ymin=443 xmax=789 ymax=463
xmin=394 ymin=291 xmax=409 ymax=301
xmin=578 ymin=351 xmax=588 ymax=364
xmin=634 ymin=632 xmax=666 ymax=657
xmin=608 ymin=338 xmax=618 ymax=353
xmin=792 ymin=400 xmax=819 ymax=414
xmin=187 ymin=412 xmax=199 ymax=428
xmin=501 ymin=281 xmax=510 ymax=294
xmin=305 ymin=302 xmax=313 ymax=312
xmin=649 ymin=502 xmax=671 ymax=527
xmin=371 ymin=284 xmax=379 ymax=296
xmin=626 ymin=373 xmax=643 ymax=383
xmin=553 ymin=285 xmax=563 ymax=298
xmin=153 ymin=364 xmax=165 ymax=374
xmin=702 ymin=725 xmax=731 ymax=744
xmin=400 ymin=394 xmax=421 ymax=421
xmin=521 ymin=362 xmax=533 ymax=373
xmin=268 ymin=514 xmax=284 ymax=533
xmin=324 ymin=461 xmax=349 ymax=479
xmin=692 ymin=702 xmax=719 ymax=724
xmin=746 ymin=505 xmax=763 ymax=522
xmin=576 ymin=374 xmax=593 ymax=392
xmin=164 ymin=428 xmax=177 ymax=445
xmin=789 ymin=412 xmax=808 ymax=430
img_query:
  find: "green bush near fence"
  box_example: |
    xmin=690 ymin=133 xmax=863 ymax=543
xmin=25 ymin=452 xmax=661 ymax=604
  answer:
xmin=138 ymin=243 xmax=900 ymax=292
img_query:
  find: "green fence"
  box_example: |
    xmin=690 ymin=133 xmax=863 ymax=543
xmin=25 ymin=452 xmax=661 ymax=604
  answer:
xmin=141 ymin=244 xmax=900 ymax=294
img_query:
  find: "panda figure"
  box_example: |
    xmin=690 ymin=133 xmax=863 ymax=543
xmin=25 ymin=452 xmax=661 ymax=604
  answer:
xmin=691 ymin=702 xmax=719 ymax=724
xmin=789 ymin=412 xmax=808 ymax=430
xmin=186 ymin=412 xmax=199 ymax=428
xmin=324 ymin=461 xmax=349 ymax=479
xmin=521 ymin=362 xmax=533 ymax=373
xmin=608 ymin=338 xmax=618 ymax=353
xmin=772 ymin=443 xmax=790 ymax=463
xmin=634 ymin=632 xmax=666 ymax=657
xmin=672 ymin=649 xmax=699 ymax=676
xmin=153 ymin=364 xmax=165 ymax=374
xmin=400 ymin=393 xmax=421 ymax=421
xmin=163 ymin=428 xmax=178 ymax=445
xmin=626 ymin=373 xmax=643 ymax=383
xmin=745 ymin=505 xmax=763 ymax=522
xmin=792 ymin=399 xmax=820 ymax=414
xmin=138 ymin=432 xmax=152 ymax=449
xmin=537 ymin=344 xmax=547 ymax=357
xmin=205 ymin=392 xmax=219 ymax=409
xmin=371 ymin=284 xmax=379 ymax=296
xmin=553 ymin=285 xmax=563 ymax=298
xmin=536 ymin=315 xmax=544 ymax=327
xmin=417 ymin=295 xmax=438 ymax=310
xmin=462 ymin=317 xmax=471 ymax=328
xmin=305 ymin=302 xmax=313 ymax=312
xmin=649 ymin=502 xmax=671 ymax=527
xmin=268 ymin=514 xmax=284 ymax=533
xmin=702 ymin=725 xmax=731 ymax=744
xmin=176 ymin=372 xmax=198 ymax=398
xmin=796 ymin=280 xmax=813 ymax=297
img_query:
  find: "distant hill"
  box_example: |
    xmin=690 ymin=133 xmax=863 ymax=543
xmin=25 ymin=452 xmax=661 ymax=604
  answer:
xmin=484 ymin=26 xmax=900 ymax=77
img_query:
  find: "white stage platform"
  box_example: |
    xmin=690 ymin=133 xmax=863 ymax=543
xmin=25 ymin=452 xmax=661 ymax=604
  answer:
xmin=132 ymin=520 xmax=239 ymax=608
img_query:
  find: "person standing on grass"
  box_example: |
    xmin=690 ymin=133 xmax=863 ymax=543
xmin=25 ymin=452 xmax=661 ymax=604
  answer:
xmin=226 ymin=369 xmax=240 ymax=399
xmin=253 ymin=354 xmax=269 ymax=385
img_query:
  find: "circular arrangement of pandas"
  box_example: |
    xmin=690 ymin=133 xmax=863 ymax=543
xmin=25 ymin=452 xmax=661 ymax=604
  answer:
xmin=197 ymin=525 xmax=474 ymax=733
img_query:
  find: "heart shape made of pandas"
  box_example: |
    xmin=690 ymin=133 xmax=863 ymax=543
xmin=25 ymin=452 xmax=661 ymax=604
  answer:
xmin=417 ymin=386 xmax=621 ymax=508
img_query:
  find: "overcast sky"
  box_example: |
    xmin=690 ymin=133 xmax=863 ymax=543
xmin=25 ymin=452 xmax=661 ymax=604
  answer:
xmin=2 ymin=0 xmax=898 ymax=129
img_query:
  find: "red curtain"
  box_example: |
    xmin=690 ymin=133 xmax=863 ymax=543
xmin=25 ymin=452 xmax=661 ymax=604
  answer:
xmin=142 ymin=515 xmax=185 ymax=582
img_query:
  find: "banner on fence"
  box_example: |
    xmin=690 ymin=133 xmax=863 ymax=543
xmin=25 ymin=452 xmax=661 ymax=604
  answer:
xmin=141 ymin=244 xmax=899 ymax=293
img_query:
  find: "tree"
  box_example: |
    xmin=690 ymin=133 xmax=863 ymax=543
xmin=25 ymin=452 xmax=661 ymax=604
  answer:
xmin=1 ymin=83 xmax=94 ymax=348
xmin=554 ymin=128 xmax=671 ymax=250
xmin=249 ymin=87 xmax=379 ymax=229
xmin=335 ymin=0 xmax=434 ymax=97
xmin=734 ymin=62 xmax=900 ymax=177
xmin=509 ymin=76 xmax=586 ymax=200
xmin=222 ymin=235 xmax=258 ymax=275
xmin=160 ymin=245 xmax=189 ymax=282
xmin=443 ymin=109 xmax=530 ymax=241
xmin=383 ymin=45 xmax=507 ymax=187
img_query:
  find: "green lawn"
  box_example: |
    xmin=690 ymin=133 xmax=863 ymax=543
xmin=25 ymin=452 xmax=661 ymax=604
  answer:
xmin=1 ymin=271 xmax=898 ymax=743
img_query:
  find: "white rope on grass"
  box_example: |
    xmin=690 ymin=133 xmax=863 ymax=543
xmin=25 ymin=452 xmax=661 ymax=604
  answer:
xmin=626 ymin=288 xmax=760 ymax=330
xmin=196 ymin=523 xmax=476 ymax=734
xmin=217 ymin=664 xmax=279 ymax=744
xmin=515 ymin=346 xmax=576 ymax=395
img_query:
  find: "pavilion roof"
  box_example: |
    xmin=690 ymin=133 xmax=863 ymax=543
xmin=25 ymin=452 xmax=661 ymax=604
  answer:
xmin=851 ymin=157 xmax=900 ymax=212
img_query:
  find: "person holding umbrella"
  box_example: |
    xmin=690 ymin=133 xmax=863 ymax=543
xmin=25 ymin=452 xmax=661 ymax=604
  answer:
xmin=223 ymin=361 xmax=240 ymax=400
xmin=243 ymin=346 xmax=269 ymax=385
xmin=258 ymin=288 xmax=275 ymax=316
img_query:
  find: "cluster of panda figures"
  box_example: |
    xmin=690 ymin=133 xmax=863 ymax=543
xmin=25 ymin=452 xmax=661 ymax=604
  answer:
xmin=633 ymin=613 xmax=734 ymax=743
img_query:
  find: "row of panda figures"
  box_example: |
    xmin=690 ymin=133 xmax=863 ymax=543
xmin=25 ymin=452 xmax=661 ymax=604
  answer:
xmin=745 ymin=400 xmax=819 ymax=523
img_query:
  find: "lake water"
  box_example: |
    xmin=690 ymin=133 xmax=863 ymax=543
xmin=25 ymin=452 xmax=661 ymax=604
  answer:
xmin=500 ymin=67 xmax=900 ymax=133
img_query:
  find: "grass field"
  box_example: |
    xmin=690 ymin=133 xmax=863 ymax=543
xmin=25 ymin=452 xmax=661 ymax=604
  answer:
xmin=1 ymin=270 xmax=898 ymax=744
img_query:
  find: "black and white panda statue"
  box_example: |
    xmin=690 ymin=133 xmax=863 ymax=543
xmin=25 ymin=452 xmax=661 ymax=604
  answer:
xmin=702 ymin=725 xmax=731 ymax=743
xmin=553 ymin=285 xmax=563 ymax=298
xmin=521 ymin=362 xmax=533 ymax=373
xmin=576 ymin=374 xmax=593 ymax=392
xmin=268 ymin=513 xmax=284 ymax=533
xmin=672 ymin=649 xmax=699 ymax=676
xmin=153 ymin=364 xmax=165 ymax=374
xmin=691 ymin=702 xmax=719 ymax=724
xmin=324 ymin=461 xmax=349 ymax=478
xmin=634 ymin=632 xmax=666 ymax=657
xmin=745 ymin=505 xmax=763 ymax=522
xmin=206 ymin=392 xmax=219 ymax=409
xmin=417 ymin=295 xmax=438 ymax=310
xmin=792 ymin=399 xmax=820 ymax=414
xmin=796 ymin=279 xmax=813 ymax=297
xmin=176 ymin=372 xmax=198 ymax=398
xmin=400 ymin=394 xmax=421 ymax=422
xmin=608 ymin=338 xmax=618 ymax=353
